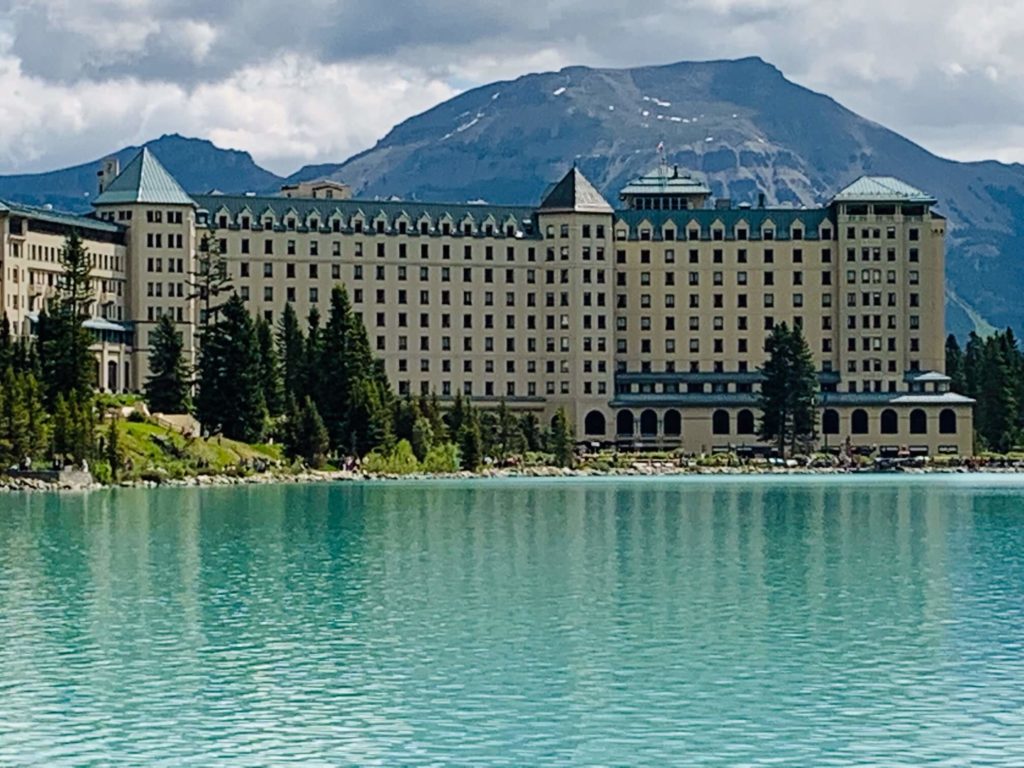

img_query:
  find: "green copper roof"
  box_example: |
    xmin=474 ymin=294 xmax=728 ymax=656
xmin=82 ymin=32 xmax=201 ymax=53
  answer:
xmin=539 ymin=168 xmax=614 ymax=214
xmin=620 ymin=165 xmax=712 ymax=198
xmin=93 ymin=148 xmax=195 ymax=206
xmin=0 ymin=198 xmax=123 ymax=234
xmin=832 ymin=176 xmax=935 ymax=204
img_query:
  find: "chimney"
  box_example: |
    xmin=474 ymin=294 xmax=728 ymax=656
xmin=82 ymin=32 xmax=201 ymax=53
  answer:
xmin=673 ymin=164 xmax=679 ymax=179
xmin=758 ymin=192 xmax=766 ymax=208
xmin=715 ymin=198 xmax=732 ymax=210
xmin=97 ymin=157 xmax=120 ymax=194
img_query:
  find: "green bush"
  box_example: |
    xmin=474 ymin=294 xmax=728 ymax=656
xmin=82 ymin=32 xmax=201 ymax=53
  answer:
xmin=363 ymin=439 xmax=420 ymax=475
xmin=421 ymin=442 xmax=460 ymax=473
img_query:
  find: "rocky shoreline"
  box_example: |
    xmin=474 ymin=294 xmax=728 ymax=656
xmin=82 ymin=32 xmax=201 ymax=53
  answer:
xmin=3 ymin=460 xmax=1022 ymax=494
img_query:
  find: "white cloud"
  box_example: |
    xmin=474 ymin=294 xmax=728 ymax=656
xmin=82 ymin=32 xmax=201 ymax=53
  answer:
xmin=0 ymin=49 xmax=456 ymax=175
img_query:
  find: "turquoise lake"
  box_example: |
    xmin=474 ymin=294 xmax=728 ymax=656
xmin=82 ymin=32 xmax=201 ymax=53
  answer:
xmin=1 ymin=477 xmax=1023 ymax=766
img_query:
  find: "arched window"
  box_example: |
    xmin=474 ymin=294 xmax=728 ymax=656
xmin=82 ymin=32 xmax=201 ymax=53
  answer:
xmin=737 ymin=409 xmax=756 ymax=435
xmin=939 ymin=409 xmax=957 ymax=435
xmin=910 ymin=408 xmax=927 ymax=435
xmin=640 ymin=409 xmax=658 ymax=437
xmin=712 ymin=409 xmax=730 ymax=435
xmin=106 ymin=360 xmax=118 ymax=392
xmin=881 ymin=408 xmax=898 ymax=435
xmin=823 ymin=409 xmax=840 ymax=435
xmin=584 ymin=411 xmax=606 ymax=436
xmin=664 ymin=409 xmax=682 ymax=436
xmin=616 ymin=410 xmax=634 ymax=437
xmin=852 ymin=409 xmax=869 ymax=435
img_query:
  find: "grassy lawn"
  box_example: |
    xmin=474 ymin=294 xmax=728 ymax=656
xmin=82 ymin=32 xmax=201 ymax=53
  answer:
xmin=111 ymin=419 xmax=285 ymax=481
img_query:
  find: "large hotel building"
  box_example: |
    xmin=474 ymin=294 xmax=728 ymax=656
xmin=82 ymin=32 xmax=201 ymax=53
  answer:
xmin=0 ymin=149 xmax=974 ymax=455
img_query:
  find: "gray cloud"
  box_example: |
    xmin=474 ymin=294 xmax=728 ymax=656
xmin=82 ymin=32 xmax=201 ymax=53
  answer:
xmin=2 ymin=0 xmax=1024 ymax=173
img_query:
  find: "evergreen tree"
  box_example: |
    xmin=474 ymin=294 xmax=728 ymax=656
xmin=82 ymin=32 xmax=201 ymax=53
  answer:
xmin=492 ymin=399 xmax=526 ymax=462
xmin=195 ymin=294 xmax=267 ymax=442
xmin=348 ymin=377 xmax=394 ymax=456
xmin=319 ymin=286 xmax=355 ymax=447
xmin=305 ymin=307 xmax=324 ymax=400
xmin=277 ymin=302 xmax=307 ymax=402
xmin=39 ymin=232 xmax=96 ymax=403
xmin=52 ymin=391 xmax=95 ymax=463
xmin=423 ymin=392 xmax=447 ymax=443
xmin=411 ymin=416 xmax=434 ymax=462
xmin=105 ymin=416 xmax=122 ymax=480
xmin=549 ymin=407 xmax=575 ymax=468
xmin=519 ymin=412 xmax=543 ymax=452
xmin=283 ymin=395 xmax=330 ymax=468
xmin=446 ymin=391 xmax=468 ymax=438
xmin=394 ymin=393 xmax=418 ymax=444
xmin=457 ymin=406 xmax=483 ymax=471
xmin=758 ymin=323 xmax=818 ymax=456
xmin=144 ymin=314 xmax=191 ymax=413
xmin=188 ymin=235 xmax=233 ymax=327
xmin=255 ymin=316 xmax=285 ymax=416
xmin=945 ymin=334 xmax=967 ymax=393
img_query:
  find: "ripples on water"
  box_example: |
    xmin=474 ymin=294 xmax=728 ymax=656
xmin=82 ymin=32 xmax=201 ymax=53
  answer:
xmin=1 ymin=476 xmax=1023 ymax=766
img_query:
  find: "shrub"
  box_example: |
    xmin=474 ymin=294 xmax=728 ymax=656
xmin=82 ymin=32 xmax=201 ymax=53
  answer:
xmin=363 ymin=439 xmax=420 ymax=475
xmin=421 ymin=442 xmax=460 ymax=473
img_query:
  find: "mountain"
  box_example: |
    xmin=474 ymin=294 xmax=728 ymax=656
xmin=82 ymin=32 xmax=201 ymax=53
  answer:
xmin=4 ymin=59 xmax=1024 ymax=335
xmin=0 ymin=134 xmax=283 ymax=212
xmin=288 ymin=57 xmax=1024 ymax=337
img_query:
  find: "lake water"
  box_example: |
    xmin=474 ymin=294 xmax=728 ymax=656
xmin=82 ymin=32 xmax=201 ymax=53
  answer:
xmin=1 ymin=477 xmax=1023 ymax=766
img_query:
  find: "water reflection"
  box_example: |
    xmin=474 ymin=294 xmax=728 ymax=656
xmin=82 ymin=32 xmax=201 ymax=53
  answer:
xmin=1 ymin=477 xmax=1022 ymax=765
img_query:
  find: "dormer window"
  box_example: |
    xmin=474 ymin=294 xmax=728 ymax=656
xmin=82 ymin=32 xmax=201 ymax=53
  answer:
xmin=376 ymin=220 xmax=385 ymax=234
xmin=664 ymin=228 xmax=675 ymax=240
xmin=688 ymin=227 xmax=699 ymax=240
xmin=263 ymin=218 xmax=273 ymax=228
xmin=218 ymin=216 xmax=228 ymax=228
xmin=763 ymin=228 xmax=775 ymax=240
xmin=463 ymin=223 xmax=473 ymax=236
xmin=241 ymin=216 xmax=250 ymax=229
xmin=793 ymin=227 xmax=804 ymax=240
xmin=286 ymin=218 xmax=296 ymax=230
xmin=398 ymin=221 xmax=408 ymax=234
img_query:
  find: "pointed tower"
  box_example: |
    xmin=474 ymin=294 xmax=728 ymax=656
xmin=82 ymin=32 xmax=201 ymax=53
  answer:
xmin=538 ymin=167 xmax=614 ymax=215
xmin=534 ymin=166 xmax=615 ymax=435
xmin=93 ymin=148 xmax=198 ymax=391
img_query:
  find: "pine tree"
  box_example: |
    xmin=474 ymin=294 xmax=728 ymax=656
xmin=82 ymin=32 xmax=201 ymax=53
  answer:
xmin=319 ymin=286 xmax=355 ymax=448
xmin=188 ymin=235 xmax=233 ymax=327
xmin=458 ymin=407 xmax=483 ymax=471
xmin=411 ymin=416 xmax=434 ymax=462
xmin=423 ymin=392 xmax=447 ymax=443
xmin=348 ymin=377 xmax=394 ymax=456
xmin=520 ymin=412 xmax=543 ymax=452
xmin=277 ymin=302 xmax=307 ymax=402
xmin=255 ymin=316 xmax=285 ymax=417
xmin=196 ymin=294 xmax=267 ymax=442
xmin=493 ymin=399 xmax=526 ymax=461
xmin=283 ymin=395 xmax=329 ymax=468
xmin=39 ymin=231 xmax=96 ymax=403
xmin=106 ymin=416 xmax=122 ymax=480
xmin=305 ymin=307 xmax=324 ymax=401
xmin=550 ymin=407 xmax=575 ymax=468
xmin=145 ymin=314 xmax=191 ymax=413
xmin=945 ymin=334 xmax=967 ymax=393
xmin=758 ymin=323 xmax=818 ymax=456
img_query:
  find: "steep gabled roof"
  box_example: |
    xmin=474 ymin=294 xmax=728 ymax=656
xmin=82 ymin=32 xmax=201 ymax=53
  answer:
xmin=93 ymin=148 xmax=195 ymax=206
xmin=539 ymin=167 xmax=614 ymax=214
xmin=832 ymin=176 xmax=935 ymax=204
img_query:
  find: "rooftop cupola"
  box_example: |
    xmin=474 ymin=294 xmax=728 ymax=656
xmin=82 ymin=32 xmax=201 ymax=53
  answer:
xmin=619 ymin=165 xmax=711 ymax=211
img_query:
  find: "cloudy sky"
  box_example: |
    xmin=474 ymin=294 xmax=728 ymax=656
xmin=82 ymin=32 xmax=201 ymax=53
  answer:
xmin=0 ymin=0 xmax=1020 ymax=175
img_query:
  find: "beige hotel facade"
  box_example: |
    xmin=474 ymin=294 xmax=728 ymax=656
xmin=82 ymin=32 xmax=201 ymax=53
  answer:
xmin=0 ymin=149 xmax=974 ymax=455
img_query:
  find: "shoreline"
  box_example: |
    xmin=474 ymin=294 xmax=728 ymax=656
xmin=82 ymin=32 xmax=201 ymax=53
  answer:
xmin=2 ymin=461 xmax=1022 ymax=494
